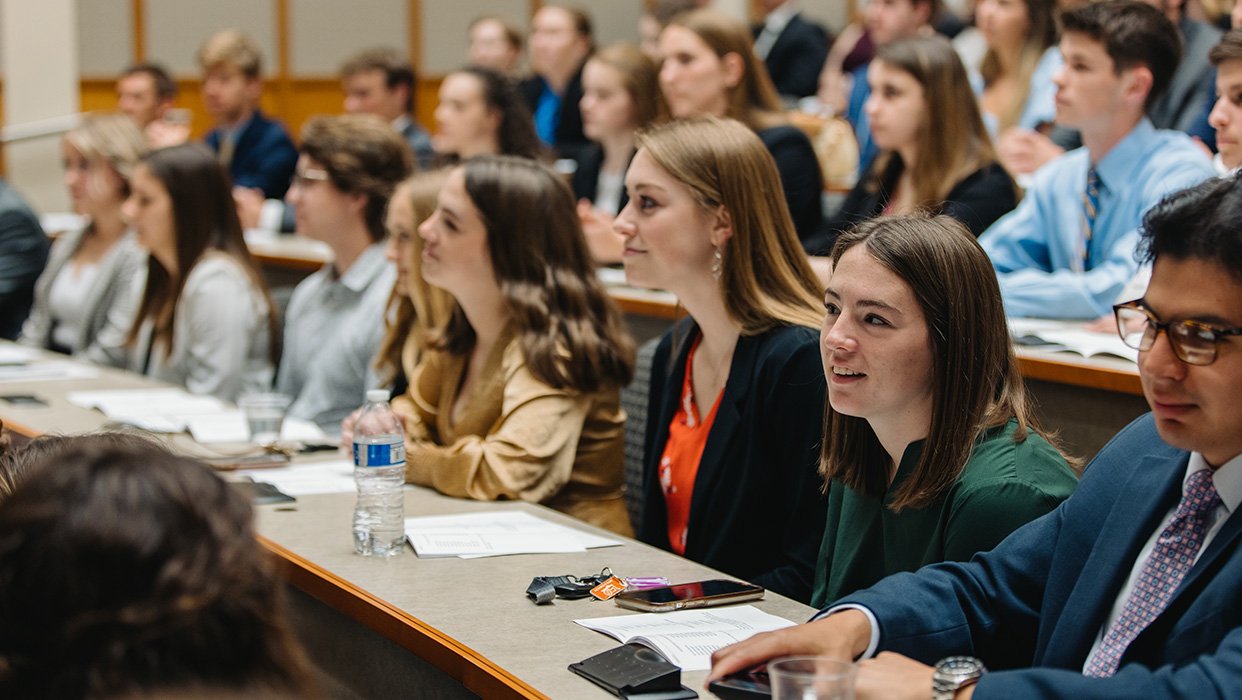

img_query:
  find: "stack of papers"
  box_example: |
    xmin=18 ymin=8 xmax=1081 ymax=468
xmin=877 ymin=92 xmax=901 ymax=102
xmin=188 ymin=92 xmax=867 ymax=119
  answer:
xmin=239 ymin=459 xmax=356 ymax=496
xmin=405 ymin=510 xmax=622 ymax=558
xmin=574 ymin=606 xmax=796 ymax=671
xmin=68 ymin=388 xmax=228 ymax=432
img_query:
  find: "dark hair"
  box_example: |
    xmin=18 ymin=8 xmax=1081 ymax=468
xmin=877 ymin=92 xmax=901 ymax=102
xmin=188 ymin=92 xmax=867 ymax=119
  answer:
xmin=1140 ymin=174 xmax=1242 ymax=282
xmin=0 ymin=430 xmax=159 ymax=501
xmin=587 ymin=42 xmax=666 ymax=130
xmin=1210 ymin=28 xmax=1242 ymax=66
xmin=649 ymin=0 xmax=699 ymax=25
xmin=340 ymin=47 xmax=418 ymax=114
xmin=300 ymin=114 xmax=414 ymax=241
xmin=436 ymin=156 xmax=635 ymax=392
xmin=545 ymin=3 xmax=595 ymax=44
xmin=121 ymin=62 xmax=177 ymax=101
xmin=823 ymin=215 xmax=1070 ymax=510
xmin=1060 ymin=0 xmax=1181 ymax=109
xmin=0 ymin=442 xmax=316 ymax=698
xmin=126 ymin=144 xmax=279 ymax=363
xmin=447 ymin=66 xmax=545 ymax=161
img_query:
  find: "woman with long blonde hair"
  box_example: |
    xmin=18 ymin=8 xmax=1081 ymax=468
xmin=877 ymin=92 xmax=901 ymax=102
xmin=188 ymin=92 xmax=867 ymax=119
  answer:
xmin=617 ymin=117 xmax=827 ymax=603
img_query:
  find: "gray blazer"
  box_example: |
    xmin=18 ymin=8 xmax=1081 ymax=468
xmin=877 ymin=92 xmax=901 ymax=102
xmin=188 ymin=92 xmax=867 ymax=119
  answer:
xmin=19 ymin=226 xmax=146 ymax=355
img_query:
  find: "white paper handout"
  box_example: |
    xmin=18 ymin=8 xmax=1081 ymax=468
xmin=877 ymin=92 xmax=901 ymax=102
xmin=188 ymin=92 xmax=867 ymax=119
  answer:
xmin=238 ymin=459 xmax=357 ymax=496
xmin=405 ymin=510 xmax=622 ymax=558
xmin=67 ymin=388 xmax=227 ymax=432
xmin=1010 ymin=318 xmax=1138 ymax=363
xmin=574 ymin=605 xmax=796 ymax=671
xmin=0 ymin=360 xmax=99 ymax=383
xmin=185 ymin=410 xmax=327 ymax=444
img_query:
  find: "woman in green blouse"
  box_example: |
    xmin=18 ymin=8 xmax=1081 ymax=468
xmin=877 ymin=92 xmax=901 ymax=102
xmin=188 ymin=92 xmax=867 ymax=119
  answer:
xmin=812 ymin=214 xmax=1079 ymax=607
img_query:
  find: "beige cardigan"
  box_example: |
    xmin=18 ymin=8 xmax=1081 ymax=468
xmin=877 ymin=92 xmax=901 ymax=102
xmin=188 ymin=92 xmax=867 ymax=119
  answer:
xmin=395 ymin=326 xmax=632 ymax=537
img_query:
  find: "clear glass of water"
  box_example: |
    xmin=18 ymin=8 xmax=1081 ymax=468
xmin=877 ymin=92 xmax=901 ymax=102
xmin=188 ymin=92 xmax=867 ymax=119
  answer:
xmin=769 ymin=656 xmax=856 ymax=700
xmin=238 ymin=393 xmax=291 ymax=446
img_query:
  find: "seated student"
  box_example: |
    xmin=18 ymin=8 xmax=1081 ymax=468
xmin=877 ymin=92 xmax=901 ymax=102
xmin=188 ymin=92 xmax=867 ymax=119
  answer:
xmin=711 ymin=173 xmax=1242 ymax=700
xmin=432 ymin=66 xmax=545 ymax=162
xmin=468 ymin=15 xmax=524 ymax=78
xmin=197 ymin=29 xmax=298 ymax=200
xmin=819 ymin=37 xmax=1017 ymax=251
xmin=115 ymin=144 xmax=277 ymax=401
xmin=812 ymin=215 xmax=1077 ymax=607
xmin=574 ymin=42 xmax=664 ymax=264
xmin=1208 ymin=29 xmax=1242 ymax=175
xmin=0 ymin=179 xmax=48 ymax=341
xmin=115 ymin=62 xmax=180 ymax=147
xmin=519 ymin=4 xmax=595 ymax=163
xmin=277 ymin=115 xmax=412 ymax=432
xmin=20 ymin=114 xmax=148 ymax=357
xmin=841 ymin=0 xmax=937 ymax=174
xmin=752 ymin=0 xmax=831 ymax=102
xmin=340 ymin=47 xmax=436 ymax=170
xmin=0 ymin=440 xmax=315 ymax=697
xmin=975 ymin=0 xmax=1060 ymax=137
xmin=658 ymin=9 xmax=826 ymax=250
xmin=616 ymin=118 xmax=828 ymax=603
xmin=393 ymin=156 xmax=635 ymax=536
xmin=979 ymin=0 xmax=1214 ymax=320
xmin=339 ymin=171 xmax=454 ymax=445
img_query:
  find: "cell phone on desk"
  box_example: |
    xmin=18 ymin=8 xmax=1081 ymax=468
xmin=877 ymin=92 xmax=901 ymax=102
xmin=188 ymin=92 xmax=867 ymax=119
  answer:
xmin=0 ymin=393 xmax=48 ymax=407
xmin=614 ymin=579 xmax=763 ymax=612
xmin=708 ymin=663 xmax=772 ymax=699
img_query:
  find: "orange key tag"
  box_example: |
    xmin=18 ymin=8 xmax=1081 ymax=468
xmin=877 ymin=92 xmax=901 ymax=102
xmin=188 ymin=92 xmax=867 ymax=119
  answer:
xmin=591 ymin=575 xmax=628 ymax=601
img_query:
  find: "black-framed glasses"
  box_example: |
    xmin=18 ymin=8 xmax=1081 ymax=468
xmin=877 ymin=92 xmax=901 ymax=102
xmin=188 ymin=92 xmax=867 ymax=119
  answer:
xmin=1113 ymin=299 xmax=1242 ymax=366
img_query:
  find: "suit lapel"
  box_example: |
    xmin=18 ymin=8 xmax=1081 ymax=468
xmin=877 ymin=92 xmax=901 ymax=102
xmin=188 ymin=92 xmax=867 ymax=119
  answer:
xmin=1042 ymin=451 xmax=1187 ymax=666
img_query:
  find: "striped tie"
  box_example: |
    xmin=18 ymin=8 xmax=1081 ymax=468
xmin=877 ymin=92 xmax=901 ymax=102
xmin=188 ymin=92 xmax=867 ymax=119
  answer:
xmin=1083 ymin=469 xmax=1221 ymax=677
xmin=1081 ymin=167 xmax=1101 ymax=269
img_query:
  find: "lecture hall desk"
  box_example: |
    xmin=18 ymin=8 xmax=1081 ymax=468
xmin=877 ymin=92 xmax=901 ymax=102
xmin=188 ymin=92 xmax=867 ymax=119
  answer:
xmin=0 ymin=345 xmax=815 ymax=699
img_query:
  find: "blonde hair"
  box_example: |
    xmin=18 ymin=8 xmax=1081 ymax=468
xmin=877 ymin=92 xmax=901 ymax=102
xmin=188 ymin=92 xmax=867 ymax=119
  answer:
xmin=979 ymin=0 xmax=1058 ymax=130
xmin=664 ymin=10 xmax=786 ymax=132
xmin=637 ymin=117 xmax=824 ymax=334
xmin=586 ymin=42 xmax=666 ymax=129
xmin=64 ymin=113 xmax=148 ymax=190
xmin=197 ymin=29 xmax=262 ymax=78
xmin=374 ymin=171 xmax=456 ymax=384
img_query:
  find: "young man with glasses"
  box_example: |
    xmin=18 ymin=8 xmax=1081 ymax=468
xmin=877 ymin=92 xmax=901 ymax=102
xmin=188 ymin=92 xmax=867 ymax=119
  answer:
xmin=276 ymin=115 xmax=412 ymax=432
xmin=709 ymin=175 xmax=1242 ymax=698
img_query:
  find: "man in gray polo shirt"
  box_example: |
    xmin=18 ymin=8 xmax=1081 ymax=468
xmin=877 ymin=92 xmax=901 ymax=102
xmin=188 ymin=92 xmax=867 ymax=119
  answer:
xmin=277 ymin=114 xmax=411 ymax=432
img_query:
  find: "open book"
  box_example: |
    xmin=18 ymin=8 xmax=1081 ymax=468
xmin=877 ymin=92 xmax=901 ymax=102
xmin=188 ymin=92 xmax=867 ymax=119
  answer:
xmin=574 ymin=605 xmax=795 ymax=671
xmin=1010 ymin=319 xmax=1138 ymax=363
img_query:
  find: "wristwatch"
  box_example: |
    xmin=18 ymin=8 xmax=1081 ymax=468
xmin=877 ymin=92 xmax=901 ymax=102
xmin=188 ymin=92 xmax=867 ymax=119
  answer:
xmin=932 ymin=656 xmax=986 ymax=700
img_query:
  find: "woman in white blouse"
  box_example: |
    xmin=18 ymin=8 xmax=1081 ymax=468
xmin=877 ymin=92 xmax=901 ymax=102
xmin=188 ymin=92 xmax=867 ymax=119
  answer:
xmin=118 ymin=144 xmax=278 ymax=401
xmin=20 ymin=114 xmax=148 ymax=356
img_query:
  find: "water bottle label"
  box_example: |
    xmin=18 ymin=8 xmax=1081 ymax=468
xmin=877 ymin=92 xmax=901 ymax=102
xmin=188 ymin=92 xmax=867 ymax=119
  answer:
xmin=354 ymin=441 xmax=405 ymax=467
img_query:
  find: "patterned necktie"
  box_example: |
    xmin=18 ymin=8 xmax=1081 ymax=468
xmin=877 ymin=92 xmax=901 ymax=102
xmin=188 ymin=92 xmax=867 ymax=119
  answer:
xmin=1084 ymin=468 xmax=1221 ymax=678
xmin=1081 ymin=167 xmax=1101 ymax=270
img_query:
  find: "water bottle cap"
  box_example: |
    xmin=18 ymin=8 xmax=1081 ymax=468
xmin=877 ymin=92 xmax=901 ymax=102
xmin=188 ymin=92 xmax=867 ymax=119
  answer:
xmin=366 ymin=389 xmax=391 ymax=404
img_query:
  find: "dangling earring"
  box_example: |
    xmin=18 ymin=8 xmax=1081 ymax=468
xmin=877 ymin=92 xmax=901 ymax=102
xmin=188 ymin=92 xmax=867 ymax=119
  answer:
xmin=711 ymin=247 xmax=723 ymax=279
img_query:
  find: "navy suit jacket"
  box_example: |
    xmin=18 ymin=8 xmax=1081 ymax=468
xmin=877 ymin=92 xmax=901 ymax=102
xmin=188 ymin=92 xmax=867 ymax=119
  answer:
xmin=836 ymin=413 xmax=1242 ymax=697
xmin=0 ymin=180 xmax=48 ymax=340
xmin=753 ymin=14 xmax=830 ymax=99
xmin=205 ymin=110 xmax=298 ymax=200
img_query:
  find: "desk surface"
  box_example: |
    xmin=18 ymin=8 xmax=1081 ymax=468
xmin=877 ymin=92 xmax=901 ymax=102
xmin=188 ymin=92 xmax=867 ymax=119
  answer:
xmin=0 ymin=346 xmax=813 ymax=699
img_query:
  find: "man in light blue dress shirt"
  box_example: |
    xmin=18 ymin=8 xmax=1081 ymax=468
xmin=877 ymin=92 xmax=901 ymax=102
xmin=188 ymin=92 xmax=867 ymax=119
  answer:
xmin=979 ymin=1 xmax=1215 ymax=320
xmin=277 ymin=115 xmax=412 ymax=432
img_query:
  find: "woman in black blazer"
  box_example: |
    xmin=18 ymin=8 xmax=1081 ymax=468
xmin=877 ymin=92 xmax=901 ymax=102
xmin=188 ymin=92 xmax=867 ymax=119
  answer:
xmin=615 ymin=117 xmax=828 ymax=603
xmin=816 ymin=37 xmax=1018 ymax=253
xmin=573 ymin=43 xmax=663 ymax=264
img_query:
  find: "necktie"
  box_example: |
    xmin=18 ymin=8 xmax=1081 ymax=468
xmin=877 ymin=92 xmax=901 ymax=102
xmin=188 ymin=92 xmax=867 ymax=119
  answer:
xmin=218 ymin=135 xmax=235 ymax=168
xmin=1083 ymin=469 xmax=1221 ymax=677
xmin=1081 ymin=167 xmax=1101 ymax=270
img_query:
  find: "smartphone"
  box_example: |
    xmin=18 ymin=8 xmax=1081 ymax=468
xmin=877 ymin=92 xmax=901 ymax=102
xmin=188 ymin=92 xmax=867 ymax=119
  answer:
xmin=0 ymin=394 xmax=48 ymax=407
xmin=613 ymin=579 xmax=764 ymax=612
xmin=708 ymin=663 xmax=772 ymax=699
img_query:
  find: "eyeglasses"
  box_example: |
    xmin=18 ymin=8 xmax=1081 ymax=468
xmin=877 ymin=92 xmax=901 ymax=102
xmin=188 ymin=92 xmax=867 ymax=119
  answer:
xmin=1113 ymin=299 xmax=1242 ymax=366
xmin=292 ymin=168 xmax=330 ymax=188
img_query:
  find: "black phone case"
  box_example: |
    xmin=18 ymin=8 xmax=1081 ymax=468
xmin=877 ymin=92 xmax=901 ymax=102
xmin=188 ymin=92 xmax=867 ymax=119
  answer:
xmin=569 ymin=643 xmax=698 ymax=699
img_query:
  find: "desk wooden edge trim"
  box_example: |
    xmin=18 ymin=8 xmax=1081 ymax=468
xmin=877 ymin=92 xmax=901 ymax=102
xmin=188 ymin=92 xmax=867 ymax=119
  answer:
xmin=610 ymin=295 xmax=684 ymax=321
xmin=1017 ymin=354 xmax=1143 ymax=396
xmin=2 ymin=417 xmax=41 ymax=440
xmin=258 ymin=535 xmax=549 ymax=700
xmin=252 ymin=251 xmax=328 ymax=273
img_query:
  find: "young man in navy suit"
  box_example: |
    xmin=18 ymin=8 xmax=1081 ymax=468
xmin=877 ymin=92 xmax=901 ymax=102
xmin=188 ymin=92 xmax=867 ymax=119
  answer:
xmin=709 ymin=175 xmax=1242 ymax=697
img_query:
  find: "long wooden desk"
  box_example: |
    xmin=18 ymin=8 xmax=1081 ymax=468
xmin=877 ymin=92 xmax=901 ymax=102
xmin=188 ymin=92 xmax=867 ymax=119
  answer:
xmin=0 ymin=347 xmax=814 ymax=699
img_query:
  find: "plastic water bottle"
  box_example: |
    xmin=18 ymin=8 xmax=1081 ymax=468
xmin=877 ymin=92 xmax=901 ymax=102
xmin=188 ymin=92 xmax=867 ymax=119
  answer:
xmin=352 ymin=389 xmax=406 ymax=557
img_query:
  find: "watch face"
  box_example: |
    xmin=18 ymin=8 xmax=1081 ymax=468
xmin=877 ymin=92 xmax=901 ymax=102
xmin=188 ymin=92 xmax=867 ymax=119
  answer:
xmin=934 ymin=656 xmax=986 ymax=689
